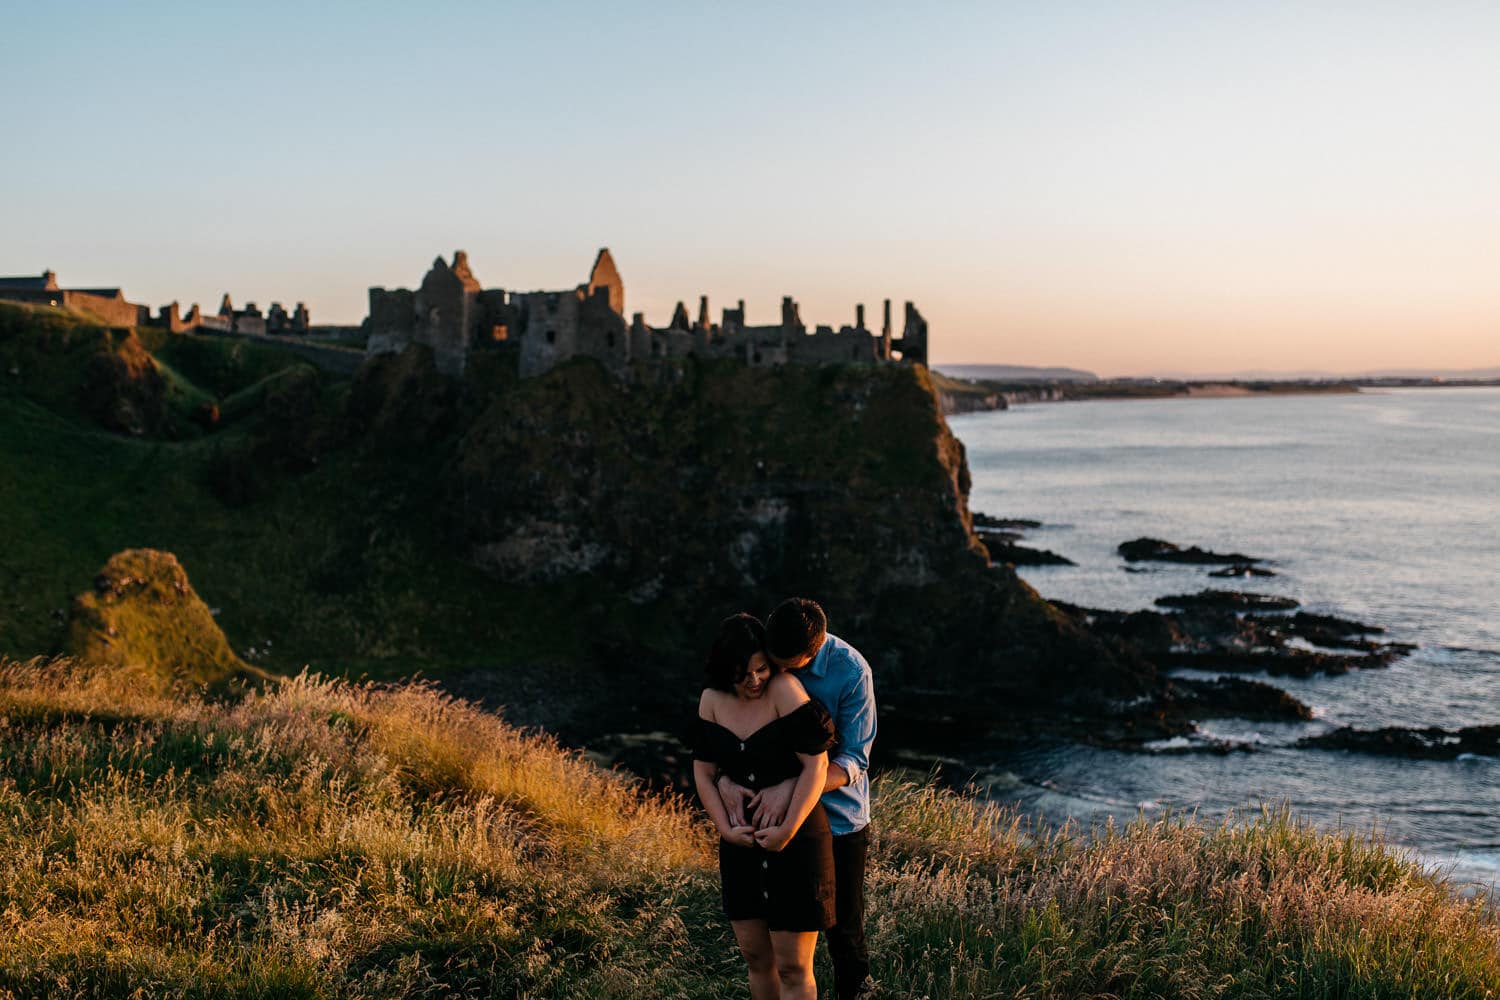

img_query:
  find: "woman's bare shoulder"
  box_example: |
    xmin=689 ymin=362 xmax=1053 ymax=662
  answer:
xmin=769 ymin=672 xmax=810 ymax=711
xmin=698 ymin=688 xmax=723 ymax=722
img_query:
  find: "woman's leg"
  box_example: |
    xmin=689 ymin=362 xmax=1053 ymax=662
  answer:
xmin=769 ymin=930 xmax=819 ymax=1000
xmin=731 ymin=920 xmax=778 ymax=1000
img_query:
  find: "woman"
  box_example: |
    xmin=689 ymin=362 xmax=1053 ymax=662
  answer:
xmin=693 ymin=613 xmax=836 ymax=1000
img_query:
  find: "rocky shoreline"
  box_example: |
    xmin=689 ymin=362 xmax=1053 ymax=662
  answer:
xmin=584 ymin=521 xmax=1468 ymax=789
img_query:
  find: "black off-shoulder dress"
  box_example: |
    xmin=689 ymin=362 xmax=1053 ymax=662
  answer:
xmin=694 ymin=699 xmax=837 ymax=932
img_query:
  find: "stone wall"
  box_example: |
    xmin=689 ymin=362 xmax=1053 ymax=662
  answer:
xmin=516 ymin=289 xmax=581 ymax=378
xmin=0 ymin=288 xmax=144 ymax=327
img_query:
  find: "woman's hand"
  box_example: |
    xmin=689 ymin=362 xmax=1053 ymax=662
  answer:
xmin=753 ymin=824 xmax=794 ymax=852
xmin=720 ymin=824 xmax=758 ymax=848
xmin=717 ymin=774 xmax=755 ymax=827
xmin=749 ymin=777 xmax=797 ymax=830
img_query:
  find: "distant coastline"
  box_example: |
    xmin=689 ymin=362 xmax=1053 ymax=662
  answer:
xmin=931 ymin=369 xmax=1500 ymax=416
xmin=931 ymin=371 xmax=1354 ymax=414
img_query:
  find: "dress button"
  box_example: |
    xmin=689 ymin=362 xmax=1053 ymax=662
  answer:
xmin=748 ymin=773 xmax=755 ymax=782
xmin=739 ymin=742 xmax=745 ymax=751
xmin=762 ymin=860 xmax=769 ymax=870
xmin=763 ymin=890 xmax=769 ymax=899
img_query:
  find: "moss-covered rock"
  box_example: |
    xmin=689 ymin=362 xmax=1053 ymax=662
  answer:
xmin=64 ymin=549 xmax=271 ymax=693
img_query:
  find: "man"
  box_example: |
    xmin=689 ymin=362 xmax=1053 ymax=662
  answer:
xmin=719 ymin=597 xmax=877 ymax=1000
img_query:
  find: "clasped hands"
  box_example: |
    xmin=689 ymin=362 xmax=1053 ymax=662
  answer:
xmin=716 ymin=774 xmax=796 ymax=851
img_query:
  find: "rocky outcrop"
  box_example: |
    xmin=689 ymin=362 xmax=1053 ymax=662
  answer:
xmin=979 ymin=540 xmax=1075 ymax=566
xmin=1119 ymin=537 xmax=1264 ymax=565
xmin=1155 ymin=590 xmax=1299 ymax=613
xmin=1299 ymin=725 xmax=1500 ymax=759
xmin=1209 ymin=563 xmax=1276 ymax=578
xmin=65 ymin=549 xmax=271 ymax=693
xmin=79 ymin=331 xmax=169 ymax=436
xmin=1167 ymin=676 xmax=1313 ymax=721
xmin=341 ymin=350 xmax=1155 ymax=743
xmin=1060 ymin=594 xmax=1411 ymax=680
xmin=971 ymin=514 xmax=1074 ymax=566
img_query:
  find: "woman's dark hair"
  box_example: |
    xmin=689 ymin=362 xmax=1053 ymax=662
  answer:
xmin=704 ymin=613 xmax=772 ymax=692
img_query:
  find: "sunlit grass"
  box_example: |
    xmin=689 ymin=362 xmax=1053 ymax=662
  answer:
xmin=1 ymin=656 xmax=1495 ymax=998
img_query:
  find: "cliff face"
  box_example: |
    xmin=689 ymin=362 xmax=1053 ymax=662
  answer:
xmin=0 ymin=296 xmax=1151 ymax=746
xmin=366 ymin=352 xmax=1152 ymax=741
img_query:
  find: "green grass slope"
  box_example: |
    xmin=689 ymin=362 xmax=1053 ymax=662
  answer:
xmin=0 ymin=657 xmax=1495 ymax=998
xmin=0 ymin=305 xmax=587 ymax=705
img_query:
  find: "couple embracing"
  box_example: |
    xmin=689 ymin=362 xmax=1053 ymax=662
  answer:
xmin=693 ymin=598 xmax=877 ymax=1000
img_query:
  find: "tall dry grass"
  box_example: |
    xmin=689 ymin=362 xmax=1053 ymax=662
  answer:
xmin=0 ymin=656 xmax=1495 ymax=998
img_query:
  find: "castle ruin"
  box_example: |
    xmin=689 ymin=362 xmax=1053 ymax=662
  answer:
xmin=0 ymin=271 xmax=146 ymax=328
xmin=366 ymin=249 xmax=928 ymax=377
xmin=0 ymin=270 xmax=314 ymax=338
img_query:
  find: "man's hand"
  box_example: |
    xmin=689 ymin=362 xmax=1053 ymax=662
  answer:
xmin=748 ymin=777 xmax=797 ymax=830
xmin=716 ymin=774 xmax=754 ymax=828
xmin=753 ymin=823 xmax=793 ymax=852
xmin=721 ymin=824 xmax=758 ymax=848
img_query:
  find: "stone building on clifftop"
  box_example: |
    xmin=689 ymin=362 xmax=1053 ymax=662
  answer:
xmin=0 ymin=269 xmax=314 ymax=339
xmin=0 ymin=271 xmax=147 ymax=328
xmin=365 ymin=248 xmax=928 ymax=377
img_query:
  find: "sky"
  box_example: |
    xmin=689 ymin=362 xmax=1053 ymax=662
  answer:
xmin=4 ymin=1 xmax=1498 ymax=376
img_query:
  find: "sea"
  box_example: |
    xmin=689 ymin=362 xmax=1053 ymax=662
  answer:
xmin=949 ymin=386 xmax=1500 ymax=891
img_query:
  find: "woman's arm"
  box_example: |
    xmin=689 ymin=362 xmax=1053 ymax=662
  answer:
xmin=694 ymin=691 xmax=755 ymax=847
xmin=695 ymin=759 xmax=753 ymax=845
xmin=754 ymin=750 xmax=827 ymax=852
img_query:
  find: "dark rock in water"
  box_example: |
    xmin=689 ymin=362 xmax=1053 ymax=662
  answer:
xmin=1299 ymin=725 xmax=1500 ymax=759
xmin=1160 ymin=648 xmax=1391 ymax=677
xmin=1291 ymin=611 xmax=1383 ymax=635
xmin=1057 ymin=597 xmax=1411 ymax=679
xmin=1119 ymin=537 xmax=1262 ymax=565
xmin=1168 ymin=676 xmax=1314 ymax=721
xmin=973 ymin=513 xmax=1042 ymax=530
xmin=1054 ymin=604 xmax=1185 ymax=652
xmin=1279 ymin=612 xmax=1405 ymax=653
xmin=1155 ymin=590 xmax=1299 ymax=613
xmin=1209 ymin=563 xmax=1276 ymax=578
xmin=971 ymin=512 xmax=1073 ymax=565
xmin=979 ymin=540 xmax=1075 ymax=566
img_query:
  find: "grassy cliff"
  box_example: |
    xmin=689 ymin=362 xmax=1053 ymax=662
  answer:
xmin=1 ymin=302 xmax=1139 ymax=744
xmin=0 ymin=657 xmax=1495 ymax=998
xmin=0 ymin=305 xmax=583 ymax=705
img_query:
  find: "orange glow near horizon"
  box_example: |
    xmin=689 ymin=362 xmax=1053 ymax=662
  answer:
xmin=4 ymin=4 xmax=1499 ymax=377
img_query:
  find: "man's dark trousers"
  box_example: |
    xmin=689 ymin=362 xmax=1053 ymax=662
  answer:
xmin=829 ymin=826 xmax=871 ymax=999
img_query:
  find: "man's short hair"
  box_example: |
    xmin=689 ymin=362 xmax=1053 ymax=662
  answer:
xmin=704 ymin=613 xmax=770 ymax=692
xmin=766 ymin=598 xmax=828 ymax=660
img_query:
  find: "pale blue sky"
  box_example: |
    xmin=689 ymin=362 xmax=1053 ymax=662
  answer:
xmin=5 ymin=2 xmax=1498 ymax=374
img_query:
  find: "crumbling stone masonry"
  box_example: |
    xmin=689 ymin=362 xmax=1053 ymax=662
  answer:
xmin=365 ymin=248 xmax=929 ymax=378
xmin=0 ymin=270 xmax=312 ymax=339
xmin=0 ymin=271 xmax=146 ymax=328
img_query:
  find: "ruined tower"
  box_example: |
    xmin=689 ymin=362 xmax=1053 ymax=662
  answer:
xmin=587 ymin=248 xmax=624 ymax=316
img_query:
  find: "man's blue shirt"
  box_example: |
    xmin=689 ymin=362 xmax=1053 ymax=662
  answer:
xmin=794 ymin=633 xmax=875 ymax=835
